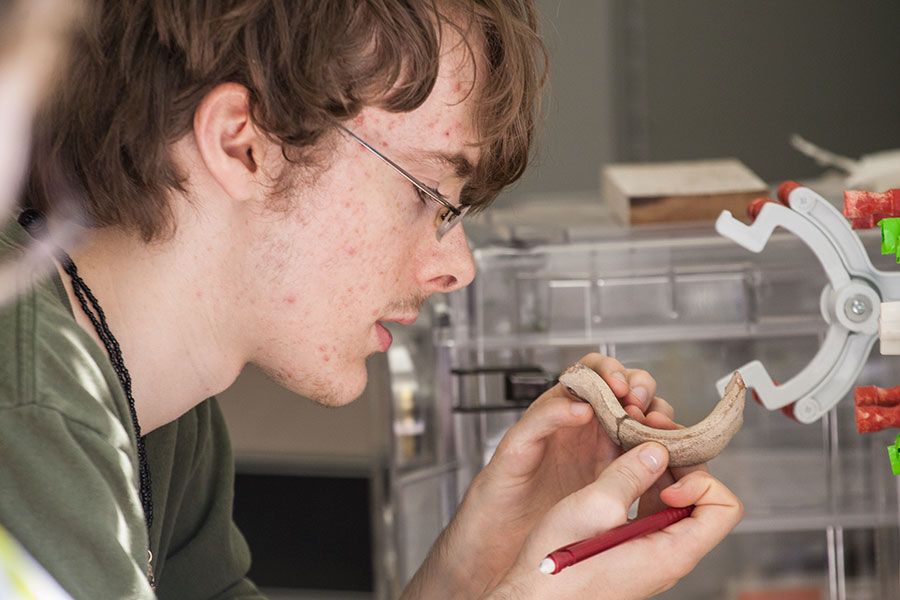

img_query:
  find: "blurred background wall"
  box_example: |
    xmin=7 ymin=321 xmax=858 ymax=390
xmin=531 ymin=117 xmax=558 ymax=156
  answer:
xmin=498 ymin=0 xmax=900 ymax=206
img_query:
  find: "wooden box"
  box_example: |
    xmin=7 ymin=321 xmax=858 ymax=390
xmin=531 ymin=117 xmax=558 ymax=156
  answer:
xmin=602 ymin=158 xmax=768 ymax=225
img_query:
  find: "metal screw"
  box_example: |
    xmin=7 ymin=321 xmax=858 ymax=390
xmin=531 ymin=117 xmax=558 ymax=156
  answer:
xmin=844 ymin=295 xmax=870 ymax=322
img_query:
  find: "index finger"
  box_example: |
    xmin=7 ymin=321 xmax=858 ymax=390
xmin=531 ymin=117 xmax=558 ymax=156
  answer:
xmin=576 ymin=354 xmax=632 ymax=399
xmin=577 ymin=354 xmax=659 ymax=414
xmin=658 ymin=470 xmax=744 ymax=555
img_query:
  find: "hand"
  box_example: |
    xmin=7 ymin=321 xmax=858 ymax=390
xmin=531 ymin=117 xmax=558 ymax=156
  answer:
xmin=627 ymin=404 xmax=710 ymax=520
xmin=483 ymin=443 xmax=744 ymax=599
xmin=402 ymin=353 xmax=668 ymax=598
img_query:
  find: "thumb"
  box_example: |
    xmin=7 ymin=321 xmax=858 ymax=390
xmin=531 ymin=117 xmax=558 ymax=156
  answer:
xmin=537 ymin=442 xmax=671 ymax=547
xmin=589 ymin=442 xmax=670 ymax=520
xmin=487 ymin=387 xmax=602 ymax=478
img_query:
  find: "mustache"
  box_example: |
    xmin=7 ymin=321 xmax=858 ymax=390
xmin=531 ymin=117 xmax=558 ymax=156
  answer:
xmin=382 ymin=294 xmax=427 ymax=316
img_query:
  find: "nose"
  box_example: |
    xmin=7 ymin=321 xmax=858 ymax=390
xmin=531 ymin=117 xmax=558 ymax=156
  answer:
xmin=419 ymin=223 xmax=476 ymax=295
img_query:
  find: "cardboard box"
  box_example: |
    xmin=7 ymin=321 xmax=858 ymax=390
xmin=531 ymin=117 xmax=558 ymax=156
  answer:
xmin=602 ymin=158 xmax=768 ymax=225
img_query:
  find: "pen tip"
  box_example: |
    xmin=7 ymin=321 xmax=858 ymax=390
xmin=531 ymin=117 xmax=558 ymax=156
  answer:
xmin=539 ymin=558 xmax=556 ymax=575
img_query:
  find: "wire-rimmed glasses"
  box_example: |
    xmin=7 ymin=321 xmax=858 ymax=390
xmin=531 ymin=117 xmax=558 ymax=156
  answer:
xmin=337 ymin=125 xmax=470 ymax=241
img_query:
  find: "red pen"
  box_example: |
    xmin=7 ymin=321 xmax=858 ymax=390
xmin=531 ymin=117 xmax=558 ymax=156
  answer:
xmin=539 ymin=505 xmax=695 ymax=575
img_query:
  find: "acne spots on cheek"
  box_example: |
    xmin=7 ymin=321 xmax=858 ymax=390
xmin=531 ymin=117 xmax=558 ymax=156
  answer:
xmin=283 ymin=295 xmax=296 ymax=305
xmin=340 ymin=194 xmax=366 ymax=219
xmin=293 ymin=211 xmax=312 ymax=227
xmin=361 ymin=163 xmax=375 ymax=183
xmin=335 ymin=236 xmax=361 ymax=259
xmin=351 ymin=282 xmax=368 ymax=296
xmin=317 ymin=344 xmax=338 ymax=363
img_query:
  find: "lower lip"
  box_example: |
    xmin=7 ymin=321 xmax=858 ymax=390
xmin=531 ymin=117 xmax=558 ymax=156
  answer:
xmin=376 ymin=322 xmax=393 ymax=352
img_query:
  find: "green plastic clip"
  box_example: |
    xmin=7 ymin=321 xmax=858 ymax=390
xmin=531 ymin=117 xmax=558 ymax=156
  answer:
xmin=888 ymin=432 xmax=900 ymax=476
xmin=878 ymin=218 xmax=900 ymax=263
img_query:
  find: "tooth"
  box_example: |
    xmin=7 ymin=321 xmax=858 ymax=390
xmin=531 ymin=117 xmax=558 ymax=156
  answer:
xmin=558 ymin=363 xmax=745 ymax=467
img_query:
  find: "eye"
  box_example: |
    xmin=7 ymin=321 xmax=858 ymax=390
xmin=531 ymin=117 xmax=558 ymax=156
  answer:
xmin=435 ymin=206 xmax=453 ymax=228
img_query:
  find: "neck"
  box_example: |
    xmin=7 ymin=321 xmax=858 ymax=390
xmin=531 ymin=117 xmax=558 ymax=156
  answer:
xmin=57 ymin=214 xmax=246 ymax=433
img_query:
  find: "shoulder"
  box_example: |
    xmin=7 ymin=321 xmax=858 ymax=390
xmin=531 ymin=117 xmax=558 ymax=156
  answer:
xmin=0 ymin=265 xmax=135 ymax=449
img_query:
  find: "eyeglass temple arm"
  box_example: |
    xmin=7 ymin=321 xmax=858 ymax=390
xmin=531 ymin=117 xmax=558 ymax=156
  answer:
xmin=336 ymin=125 xmax=460 ymax=216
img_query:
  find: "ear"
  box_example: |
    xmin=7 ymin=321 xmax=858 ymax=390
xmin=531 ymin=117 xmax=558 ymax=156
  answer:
xmin=193 ymin=82 xmax=268 ymax=201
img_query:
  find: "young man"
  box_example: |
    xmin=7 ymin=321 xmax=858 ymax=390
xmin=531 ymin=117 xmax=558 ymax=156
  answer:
xmin=1 ymin=1 xmax=743 ymax=598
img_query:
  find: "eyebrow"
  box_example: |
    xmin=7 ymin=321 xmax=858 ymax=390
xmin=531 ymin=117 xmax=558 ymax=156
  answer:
xmin=407 ymin=149 xmax=476 ymax=180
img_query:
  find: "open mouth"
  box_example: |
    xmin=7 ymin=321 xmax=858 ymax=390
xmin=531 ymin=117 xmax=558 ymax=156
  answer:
xmin=375 ymin=321 xmax=393 ymax=351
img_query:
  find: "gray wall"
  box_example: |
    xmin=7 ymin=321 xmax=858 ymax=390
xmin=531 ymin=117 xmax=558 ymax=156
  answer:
xmin=499 ymin=0 xmax=900 ymax=207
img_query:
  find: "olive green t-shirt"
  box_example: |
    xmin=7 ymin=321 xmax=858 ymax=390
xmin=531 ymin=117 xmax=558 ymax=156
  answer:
xmin=0 ymin=221 xmax=264 ymax=599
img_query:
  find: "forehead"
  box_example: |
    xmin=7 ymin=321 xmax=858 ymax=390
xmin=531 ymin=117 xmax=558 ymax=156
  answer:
xmin=354 ymin=20 xmax=483 ymax=168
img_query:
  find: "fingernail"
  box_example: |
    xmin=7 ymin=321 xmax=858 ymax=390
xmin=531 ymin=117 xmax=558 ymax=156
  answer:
xmin=632 ymin=386 xmax=649 ymax=409
xmin=611 ymin=372 xmax=627 ymax=383
xmin=639 ymin=445 xmax=666 ymax=473
xmin=666 ymin=480 xmax=684 ymax=490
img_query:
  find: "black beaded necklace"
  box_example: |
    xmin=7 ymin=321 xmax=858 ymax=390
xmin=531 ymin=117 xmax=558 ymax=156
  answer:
xmin=18 ymin=209 xmax=156 ymax=590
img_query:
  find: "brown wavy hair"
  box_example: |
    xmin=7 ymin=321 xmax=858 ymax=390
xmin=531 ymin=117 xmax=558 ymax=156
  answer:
xmin=25 ymin=0 xmax=546 ymax=241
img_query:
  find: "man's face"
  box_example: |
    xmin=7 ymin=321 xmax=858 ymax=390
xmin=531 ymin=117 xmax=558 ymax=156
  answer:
xmin=238 ymin=31 xmax=480 ymax=405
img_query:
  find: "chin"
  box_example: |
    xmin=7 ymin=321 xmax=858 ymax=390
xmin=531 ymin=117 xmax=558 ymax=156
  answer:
xmin=264 ymin=360 xmax=369 ymax=407
xmin=315 ymin=377 xmax=368 ymax=407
